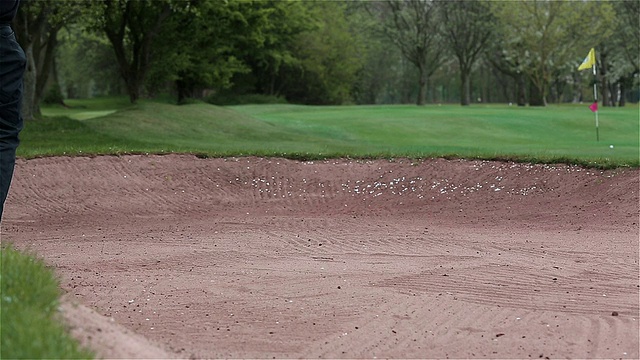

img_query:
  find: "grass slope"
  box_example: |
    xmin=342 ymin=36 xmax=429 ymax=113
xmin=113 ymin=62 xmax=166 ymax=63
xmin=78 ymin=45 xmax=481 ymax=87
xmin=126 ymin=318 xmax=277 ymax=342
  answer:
xmin=1 ymin=245 xmax=94 ymax=359
xmin=21 ymin=98 xmax=640 ymax=168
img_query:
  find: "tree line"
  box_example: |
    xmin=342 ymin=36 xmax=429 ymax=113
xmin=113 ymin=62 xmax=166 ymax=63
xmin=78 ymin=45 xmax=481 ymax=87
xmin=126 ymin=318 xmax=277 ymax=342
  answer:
xmin=12 ymin=0 xmax=639 ymax=120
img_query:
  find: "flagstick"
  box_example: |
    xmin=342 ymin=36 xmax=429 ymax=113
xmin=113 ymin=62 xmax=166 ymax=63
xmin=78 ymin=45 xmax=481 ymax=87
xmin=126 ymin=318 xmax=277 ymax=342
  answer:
xmin=593 ymin=64 xmax=599 ymax=142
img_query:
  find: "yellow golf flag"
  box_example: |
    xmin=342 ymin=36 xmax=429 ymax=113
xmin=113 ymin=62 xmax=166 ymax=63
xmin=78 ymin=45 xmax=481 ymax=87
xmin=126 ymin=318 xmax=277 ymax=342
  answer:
xmin=578 ymin=48 xmax=595 ymax=71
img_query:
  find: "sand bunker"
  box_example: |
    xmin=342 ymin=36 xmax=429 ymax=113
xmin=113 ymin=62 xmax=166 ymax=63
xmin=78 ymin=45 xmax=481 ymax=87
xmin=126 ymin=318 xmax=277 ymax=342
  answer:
xmin=2 ymin=154 xmax=638 ymax=358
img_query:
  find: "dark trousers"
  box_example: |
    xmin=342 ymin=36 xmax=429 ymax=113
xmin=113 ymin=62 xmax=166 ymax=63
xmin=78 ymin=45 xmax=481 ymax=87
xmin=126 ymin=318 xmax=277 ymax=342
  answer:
xmin=0 ymin=24 xmax=26 ymax=222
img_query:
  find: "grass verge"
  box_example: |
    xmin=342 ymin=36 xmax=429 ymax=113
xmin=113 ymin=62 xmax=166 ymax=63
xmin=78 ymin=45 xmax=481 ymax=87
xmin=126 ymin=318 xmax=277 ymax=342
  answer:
xmin=1 ymin=244 xmax=94 ymax=359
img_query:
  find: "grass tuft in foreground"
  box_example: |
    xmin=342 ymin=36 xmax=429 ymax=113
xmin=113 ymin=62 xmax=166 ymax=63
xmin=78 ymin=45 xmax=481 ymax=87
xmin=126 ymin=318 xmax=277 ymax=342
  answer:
xmin=1 ymin=244 xmax=94 ymax=359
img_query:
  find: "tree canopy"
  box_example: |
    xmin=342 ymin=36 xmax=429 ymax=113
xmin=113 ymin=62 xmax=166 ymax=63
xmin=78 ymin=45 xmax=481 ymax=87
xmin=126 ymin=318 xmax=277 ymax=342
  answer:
xmin=11 ymin=0 xmax=639 ymax=113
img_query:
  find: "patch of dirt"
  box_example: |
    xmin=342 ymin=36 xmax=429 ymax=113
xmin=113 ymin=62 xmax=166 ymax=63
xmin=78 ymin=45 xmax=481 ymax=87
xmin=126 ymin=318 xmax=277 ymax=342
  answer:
xmin=2 ymin=154 xmax=639 ymax=359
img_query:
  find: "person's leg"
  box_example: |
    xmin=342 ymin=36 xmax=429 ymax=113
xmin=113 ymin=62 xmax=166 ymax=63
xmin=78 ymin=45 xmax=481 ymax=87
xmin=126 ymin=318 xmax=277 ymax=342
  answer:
xmin=0 ymin=25 xmax=26 ymax=222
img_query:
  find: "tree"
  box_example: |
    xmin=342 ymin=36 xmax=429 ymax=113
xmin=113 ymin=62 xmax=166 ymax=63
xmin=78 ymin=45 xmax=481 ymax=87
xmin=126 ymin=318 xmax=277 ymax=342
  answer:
xmin=13 ymin=0 xmax=75 ymax=119
xmin=492 ymin=1 xmax=615 ymax=106
xmin=147 ymin=0 xmax=264 ymax=103
xmin=371 ymin=0 xmax=446 ymax=105
xmin=13 ymin=0 xmax=47 ymax=120
xmin=485 ymin=45 xmax=528 ymax=106
xmin=218 ymin=1 xmax=363 ymax=105
xmin=439 ymin=0 xmax=493 ymax=106
xmin=349 ymin=1 xmax=414 ymax=105
xmin=279 ymin=1 xmax=365 ymax=105
xmin=605 ymin=1 xmax=639 ymax=106
xmin=351 ymin=26 xmax=406 ymax=104
xmin=239 ymin=0 xmax=312 ymax=98
xmin=615 ymin=0 xmax=640 ymax=75
xmin=84 ymin=0 xmax=176 ymax=103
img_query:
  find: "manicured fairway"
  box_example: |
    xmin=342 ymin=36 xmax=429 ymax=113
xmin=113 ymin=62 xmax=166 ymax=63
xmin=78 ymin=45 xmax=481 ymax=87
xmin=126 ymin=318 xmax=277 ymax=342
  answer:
xmin=22 ymin=99 xmax=639 ymax=168
xmin=232 ymin=103 xmax=639 ymax=166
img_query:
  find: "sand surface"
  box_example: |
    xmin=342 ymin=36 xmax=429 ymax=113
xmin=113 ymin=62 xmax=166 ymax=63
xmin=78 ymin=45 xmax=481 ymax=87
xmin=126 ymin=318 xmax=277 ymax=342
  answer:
xmin=2 ymin=154 xmax=639 ymax=359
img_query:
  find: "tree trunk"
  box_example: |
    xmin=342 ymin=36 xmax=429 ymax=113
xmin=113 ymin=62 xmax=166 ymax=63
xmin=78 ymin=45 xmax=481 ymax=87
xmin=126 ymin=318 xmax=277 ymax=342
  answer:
xmin=416 ymin=66 xmax=426 ymax=106
xmin=176 ymin=79 xmax=193 ymax=105
xmin=529 ymin=81 xmax=545 ymax=106
xmin=14 ymin=2 xmax=48 ymax=120
xmin=618 ymin=82 xmax=626 ymax=107
xmin=110 ymin=40 xmax=140 ymax=104
xmin=460 ymin=70 xmax=471 ymax=106
xmin=600 ymin=51 xmax=610 ymax=107
xmin=125 ymin=77 xmax=140 ymax=104
xmin=35 ymin=26 xmax=60 ymax=107
xmin=618 ymin=75 xmax=632 ymax=107
xmin=176 ymin=80 xmax=185 ymax=105
xmin=21 ymin=43 xmax=37 ymax=121
xmin=607 ymin=81 xmax=616 ymax=106
xmin=49 ymin=56 xmax=66 ymax=106
xmin=103 ymin=1 xmax=172 ymax=104
xmin=571 ymin=72 xmax=582 ymax=103
xmin=516 ymin=73 xmax=526 ymax=106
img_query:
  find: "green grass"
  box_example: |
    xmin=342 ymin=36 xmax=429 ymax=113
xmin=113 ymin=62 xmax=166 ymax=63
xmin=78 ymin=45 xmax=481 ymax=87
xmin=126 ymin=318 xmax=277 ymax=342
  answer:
xmin=231 ymin=103 xmax=640 ymax=167
xmin=1 ymin=245 xmax=94 ymax=359
xmin=21 ymin=98 xmax=639 ymax=168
